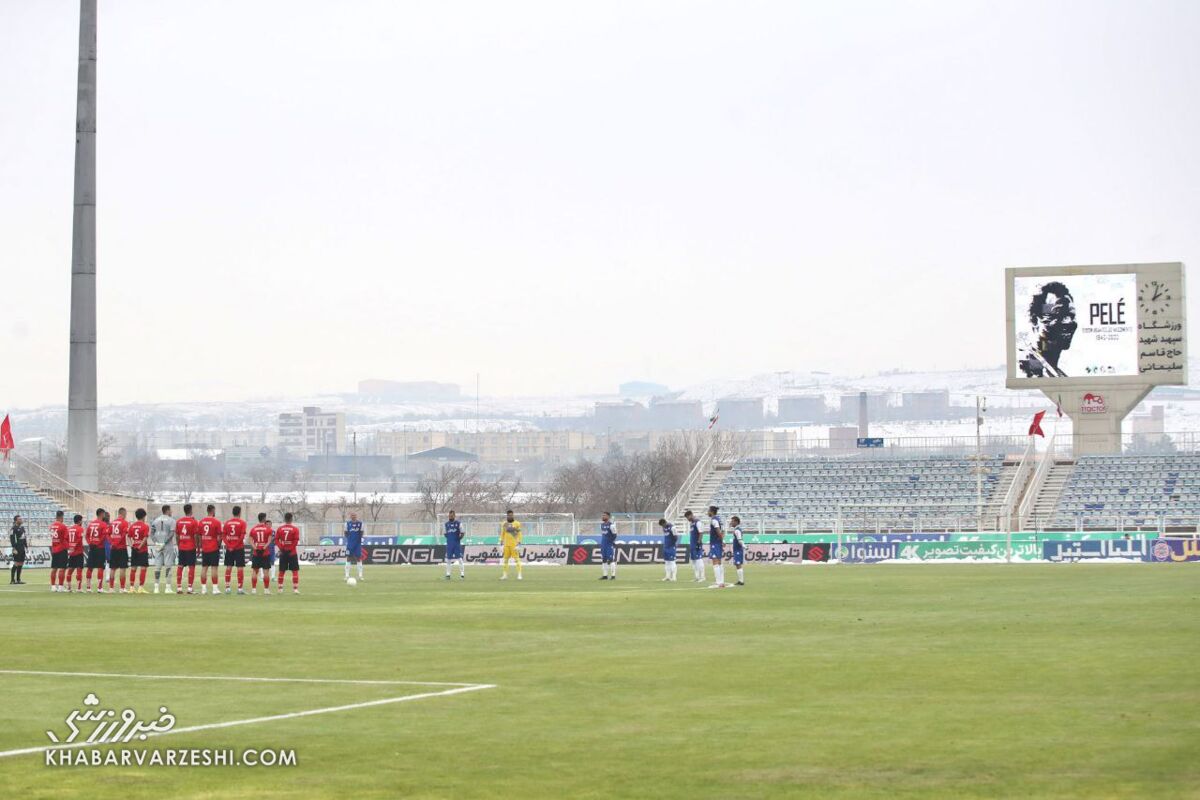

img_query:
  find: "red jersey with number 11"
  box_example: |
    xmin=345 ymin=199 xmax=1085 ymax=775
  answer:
xmin=248 ymin=524 xmax=272 ymax=554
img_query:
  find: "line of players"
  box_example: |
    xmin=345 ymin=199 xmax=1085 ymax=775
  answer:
xmin=437 ymin=506 xmax=745 ymax=588
xmin=45 ymin=503 xmax=314 ymax=595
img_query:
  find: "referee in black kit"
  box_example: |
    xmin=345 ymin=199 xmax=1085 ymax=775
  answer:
xmin=9 ymin=514 xmax=27 ymax=584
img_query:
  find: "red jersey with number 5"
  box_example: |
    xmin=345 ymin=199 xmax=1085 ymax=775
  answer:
xmin=128 ymin=521 xmax=150 ymax=552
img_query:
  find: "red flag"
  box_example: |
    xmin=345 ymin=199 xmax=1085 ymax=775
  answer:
xmin=1028 ymin=410 xmax=1046 ymax=438
xmin=707 ymin=410 xmax=719 ymax=430
xmin=0 ymin=415 xmax=13 ymax=460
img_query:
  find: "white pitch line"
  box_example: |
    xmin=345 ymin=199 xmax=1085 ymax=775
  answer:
xmin=0 ymin=682 xmax=495 ymax=760
xmin=0 ymin=669 xmax=479 ymax=687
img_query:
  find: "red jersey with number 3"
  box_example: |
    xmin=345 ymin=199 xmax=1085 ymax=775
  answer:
xmin=50 ymin=521 xmax=69 ymax=553
xmin=176 ymin=517 xmax=198 ymax=551
xmin=222 ymin=518 xmax=247 ymax=550
xmin=109 ymin=517 xmax=129 ymax=548
xmin=128 ymin=521 xmax=150 ymax=552
xmin=275 ymin=524 xmax=300 ymax=554
xmin=248 ymin=524 xmax=273 ymax=555
xmin=199 ymin=516 xmax=222 ymax=553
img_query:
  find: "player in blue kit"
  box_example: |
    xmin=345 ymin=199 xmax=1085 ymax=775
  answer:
xmin=658 ymin=518 xmax=678 ymax=582
xmin=729 ymin=514 xmax=745 ymax=586
xmin=599 ymin=512 xmax=618 ymax=580
xmin=684 ymin=509 xmax=706 ymax=583
xmin=707 ymin=505 xmax=727 ymax=588
xmin=344 ymin=512 xmax=364 ymax=583
xmin=443 ymin=510 xmax=465 ymax=580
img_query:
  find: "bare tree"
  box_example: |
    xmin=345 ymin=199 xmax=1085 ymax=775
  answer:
xmin=125 ymin=454 xmax=166 ymax=498
xmin=246 ymin=461 xmax=280 ymax=504
xmin=365 ymin=492 xmax=387 ymax=522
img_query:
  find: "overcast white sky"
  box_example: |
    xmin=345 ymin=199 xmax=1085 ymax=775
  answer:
xmin=2 ymin=0 xmax=1198 ymax=407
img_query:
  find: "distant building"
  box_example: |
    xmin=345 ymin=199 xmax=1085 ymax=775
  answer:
xmin=358 ymin=380 xmax=461 ymax=401
xmin=595 ymin=401 xmax=647 ymax=432
xmin=648 ymin=400 xmax=705 ymax=430
xmin=278 ymin=407 xmax=346 ymax=457
xmin=828 ymin=427 xmax=859 ymax=451
xmin=374 ymin=430 xmax=597 ymax=465
xmin=838 ymin=392 xmax=890 ymax=423
xmin=777 ymin=395 xmax=827 ymax=423
xmin=619 ymin=381 xmax=670 ymax=397
xmin=306 ymin=454 xmax=393 ymax=477
xmin=716 ymin=398 xmax=764 ymax=430
xmin=901 ymin=390 xmax=950 ymax=420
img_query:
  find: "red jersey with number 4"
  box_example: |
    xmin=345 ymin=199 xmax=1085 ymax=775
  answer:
xmin=50 ymin=521 xmax=69 ymax=553
xmin=66 ymin=524 xmax=85 ymax=555
xmin=222 ymin=518 xmax=247 ymax=550
xmin=175 ymin=517 xmax=199 ymax=551
xmin=85 ymin=519 xmax=109 ymax=548
xmin=109 ymin=517 xmax=129 ymax=548
xmin=199 ymin=516 xmax=222 ymax=553
xmin=128 ymin=521 xmax=150 ymax=552
xmin=275 ymin=524 xmax=300 ymax=554
xmin=248 ymin=524 xmax=273 ymax=554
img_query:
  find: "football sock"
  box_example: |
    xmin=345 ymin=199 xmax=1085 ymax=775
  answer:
xmin=237 ymin=568 xmax=244 ymax=587
xmin=737 ymin=567 xmax=744 ymax=583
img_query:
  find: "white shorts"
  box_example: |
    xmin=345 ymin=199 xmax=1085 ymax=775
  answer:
xmin=153 ymin=546 xmax=178 ymax=568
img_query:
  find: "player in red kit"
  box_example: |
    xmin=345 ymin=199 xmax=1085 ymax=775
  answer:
xmin=275 ymin=512 xmax=301 ymax=594
xmin=49 ymin=511 xmax=69 ymax=593
xmin=222 ymin=506 xmax=248 ymax=595
xmin=65 ymin=514 xmax=85 ymax=592
xmin=248 ymin=513 xmax=274 ymax=595
xmin=107 ymin=508 xmax=130 ymax=592
xmin=128 ymin=508 xmax=151 ymax=593
xmin=84 ymin=509 xmax=110 ymax=593
xmin=198 ymin=505 xmax=223 ymax=596
xmin=175 ymin=504 xmax=199 ymax=594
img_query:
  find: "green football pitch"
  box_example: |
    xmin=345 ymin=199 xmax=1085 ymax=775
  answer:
xmin=0 ymin=564 xmax=1196 ymax=799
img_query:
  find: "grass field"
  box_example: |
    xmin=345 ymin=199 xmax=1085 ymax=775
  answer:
xmin=1 ymin=564 xmax=1197 ymax=799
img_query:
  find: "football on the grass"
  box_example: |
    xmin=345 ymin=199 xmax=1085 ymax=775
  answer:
xmin=346 ymin=577 xmax=357 ymax=587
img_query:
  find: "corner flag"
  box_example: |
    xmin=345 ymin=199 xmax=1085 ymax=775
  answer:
xmin=0 ymin=415 xmax=13 ymax=460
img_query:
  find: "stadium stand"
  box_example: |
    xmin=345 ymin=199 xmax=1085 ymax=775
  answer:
xmin=0 ymin=473 xmax=66 ymax=529
xmin=710 ymin=455 xmax=1006 ymax=527
xmin=1051 ymin=453 xmax=1200 ymax=528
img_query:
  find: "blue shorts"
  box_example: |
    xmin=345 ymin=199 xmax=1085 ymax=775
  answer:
xmin=445 ymin=539 xmax=463 ymax=560
xmin=663 ymin=547 xmax=677 ymax=562
xmin=600 ymin=540 xmax=616 ymax=562
xmin=689 ymin=544 xmax=704 ymax=560
xmin=732 ymin=546 xmax=744 ymax=566
xmin=709 ymin=543 xmax=724 ymax=560
xmin=345 ymin=536 xmax=363 ymax=560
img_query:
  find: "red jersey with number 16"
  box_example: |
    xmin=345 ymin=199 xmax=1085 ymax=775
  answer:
xmin=248 ymin=524 xmax=273 ymax=554
xmin=275 ymin=524 xmax=300 ymax=554
xmin=175 ymin=517 xmax=199 ymax=551
xmin=199 ymin=516 xmax=223 ymax=553
xmin=222 ymin=518 xmax=247 ymax=550
xmin=50 ymin=521 xmax=68 ymax=553
xmin=109 ymin=517 xmax=129 ymax=549
xmin=128 ymin=521 xmax=150 ymax=552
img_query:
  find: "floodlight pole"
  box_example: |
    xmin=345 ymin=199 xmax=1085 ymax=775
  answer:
xmin=67 ymin=0 xmax=98 ymax=491
xmin=975 ymin=396 xmax=984 ymax=528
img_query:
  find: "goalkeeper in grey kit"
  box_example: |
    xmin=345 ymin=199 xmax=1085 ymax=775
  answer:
xmin=150 ymin=505 xmax=177 ymax=594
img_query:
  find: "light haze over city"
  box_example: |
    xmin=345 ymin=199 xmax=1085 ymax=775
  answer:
xmin=3 ymin=0 xmax=1199 ymax=408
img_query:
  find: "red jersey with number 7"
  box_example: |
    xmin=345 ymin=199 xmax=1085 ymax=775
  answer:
xmin=275 ymin=524 xmax=300 ymax=554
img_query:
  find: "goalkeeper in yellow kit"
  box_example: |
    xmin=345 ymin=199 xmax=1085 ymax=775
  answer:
xmin=499 ymin=509 xmax=523 ymax=581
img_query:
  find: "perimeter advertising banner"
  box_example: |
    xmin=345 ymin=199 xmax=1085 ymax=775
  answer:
xmin=1145 ymin=538 xmax=1200 ymax=563
xmin=0 ymin=546 xmax=50 ymax=569
xmin=1042 ymin=540 xmax=1149 ymax=562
